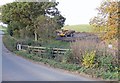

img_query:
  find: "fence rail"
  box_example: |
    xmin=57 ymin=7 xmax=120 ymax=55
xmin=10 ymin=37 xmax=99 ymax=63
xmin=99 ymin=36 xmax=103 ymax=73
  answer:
xmin=21 ymin=45 xmax=71 ymax=56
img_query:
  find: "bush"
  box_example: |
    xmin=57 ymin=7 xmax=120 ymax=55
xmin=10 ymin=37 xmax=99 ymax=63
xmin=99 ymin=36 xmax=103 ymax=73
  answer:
xmin=70 ymin=39 xmax=119 ymax=80
xmin=21 ymin=38 xmax=41 ymax=46
xmin=96 ymin=54 xmax=118 ymax=72
xmin=4 ymin=34 xmax=119 ymax=80
xmin=95 ymin=41 xmax=118 ymax=72
xmin=45 ymin=47 xmax=54 ymax=59
xmin=3 ymin=35 xmax=17 ymax=51
xmin=62 ymin=50 xmax=75 ymax=64
xmin=70 ymin=40 xmax=98 ymax=65
xmin=82 ymin=51 xmax=96 ymax=68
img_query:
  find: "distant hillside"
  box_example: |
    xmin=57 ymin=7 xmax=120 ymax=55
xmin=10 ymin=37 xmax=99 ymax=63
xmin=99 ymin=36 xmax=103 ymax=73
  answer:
xmin=62 ymin=24 xmax=93 ymax=32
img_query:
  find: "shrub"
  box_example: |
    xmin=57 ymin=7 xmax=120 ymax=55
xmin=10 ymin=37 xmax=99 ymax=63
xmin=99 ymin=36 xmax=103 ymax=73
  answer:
xmin=21 ymin=38 xmax=41 ymax=46
xmin=62 ymin=50 xmax=75 ymax=63
xmin=95 ymin=41 xmax=119 ymax=72
xmin=3 ymin=35 xmax=17 ymax=51
xmin=82 ymin=51 xmax=96 ymax=68
xmin=70 ymin=40 xmax=98 ymax=65
xmin=4 ymin=34 xmax=119 ymax=80
xmin=45 ymin=47 xmax=54 ymax=59
xmin=96 ymin=54 xmax=118 ymax=72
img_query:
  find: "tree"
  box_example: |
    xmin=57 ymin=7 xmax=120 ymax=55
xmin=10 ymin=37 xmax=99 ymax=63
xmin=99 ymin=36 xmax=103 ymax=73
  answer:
xmin=1 ymin=2 xmax=66 ymax=40
xmin=89 ymin=0 xmax=119 ymax=41
xmin=34 ymin=15 xmax=58 ymax=41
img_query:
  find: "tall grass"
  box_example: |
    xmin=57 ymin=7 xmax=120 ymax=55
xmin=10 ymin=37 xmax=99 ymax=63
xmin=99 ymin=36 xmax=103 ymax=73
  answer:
xmin=70 ymin=40 xmax=98 ymax=64
xmin=3 ymin=34 xmax=119 ymax=80
xmin=69 ymin=39 xmax=118 ymax=80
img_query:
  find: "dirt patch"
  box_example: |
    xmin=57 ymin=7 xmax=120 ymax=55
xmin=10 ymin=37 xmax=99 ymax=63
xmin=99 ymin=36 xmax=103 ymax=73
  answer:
xmin=56 ymin=32 xmax=101 ymax=42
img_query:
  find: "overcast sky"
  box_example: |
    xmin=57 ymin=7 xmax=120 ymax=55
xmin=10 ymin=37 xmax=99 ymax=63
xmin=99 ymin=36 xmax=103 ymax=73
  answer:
xmin=56 ymin=0 xmax=103 ymax=25
xmin=0 ymin=0 xmax=103 ymax=25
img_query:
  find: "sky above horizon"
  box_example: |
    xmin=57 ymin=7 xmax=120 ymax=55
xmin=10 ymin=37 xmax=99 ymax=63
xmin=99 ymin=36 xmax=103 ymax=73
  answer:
xmin=56 ymin=0 xmax=103 ymax=25
xmin=0 ymin=0 xmax=103 ymax=25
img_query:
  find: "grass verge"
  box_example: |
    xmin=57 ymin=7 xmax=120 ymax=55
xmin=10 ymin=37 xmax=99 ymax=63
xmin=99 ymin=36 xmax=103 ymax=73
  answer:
xmin=3 ymin=34 xmax=119 ymax=81
xmin=15 ymin=50 xmax=81 ymax=71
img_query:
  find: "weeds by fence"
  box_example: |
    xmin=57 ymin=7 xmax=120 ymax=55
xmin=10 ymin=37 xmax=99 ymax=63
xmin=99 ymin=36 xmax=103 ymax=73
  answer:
xmin=3 ymin=35 xmax=119 ymax=80
xmin=21 ymin=45 xmax=71 ymax=57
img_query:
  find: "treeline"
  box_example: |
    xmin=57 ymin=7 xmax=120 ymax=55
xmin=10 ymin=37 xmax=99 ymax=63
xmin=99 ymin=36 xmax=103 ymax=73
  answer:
xmin=1 ymin=2 xmax=66 ymax=41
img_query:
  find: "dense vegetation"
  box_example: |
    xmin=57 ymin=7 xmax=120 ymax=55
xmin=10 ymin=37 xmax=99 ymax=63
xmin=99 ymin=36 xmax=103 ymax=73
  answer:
xmin=0 ymin=26 xmax=6 ymax=31
xmin=1 ymin=2 xmax=66 ymax=42
xmin=1 ymin=0 xmax=119 ymax=80
xmin=89 ymin=0 xmax=119 ymax=41
xmin=3 ymin=35 xmax=119 ymax=80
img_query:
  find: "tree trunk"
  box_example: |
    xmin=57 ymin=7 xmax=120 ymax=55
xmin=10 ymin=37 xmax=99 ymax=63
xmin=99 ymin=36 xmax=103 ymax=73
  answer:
xmin=34 ymin=31 xmax=37 ymax=41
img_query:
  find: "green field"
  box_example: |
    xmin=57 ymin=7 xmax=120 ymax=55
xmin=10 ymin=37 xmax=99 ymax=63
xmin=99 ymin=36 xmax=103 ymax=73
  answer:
xmin=62 ymin=24 xmax=93 ymax=32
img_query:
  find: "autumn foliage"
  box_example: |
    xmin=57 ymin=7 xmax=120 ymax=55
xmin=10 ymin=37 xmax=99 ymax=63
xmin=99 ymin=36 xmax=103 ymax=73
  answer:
xmin=90 ymin=0 xmax=119 ymax=41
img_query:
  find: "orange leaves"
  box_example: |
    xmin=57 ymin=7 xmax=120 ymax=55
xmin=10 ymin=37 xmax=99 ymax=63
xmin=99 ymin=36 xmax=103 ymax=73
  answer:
xmin=90 ymin=0 xmax=119 ymax=41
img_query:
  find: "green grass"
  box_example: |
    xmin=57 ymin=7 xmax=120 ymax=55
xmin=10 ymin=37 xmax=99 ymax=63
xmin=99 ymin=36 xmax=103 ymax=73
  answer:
xmin=3 ymin=34 xmax=119 ymax=80
xmin=3 ymin=35 xmax=17 ymax=52
xmin=42 ymin=40 xmax=70 ymax=49
xmin=15 ymin=50 xmax=118 ymax=80
xmin=15 ymin=50 xmax=81 ymax=71
xmin=62 ymin=24 xmax=93 ymax=32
